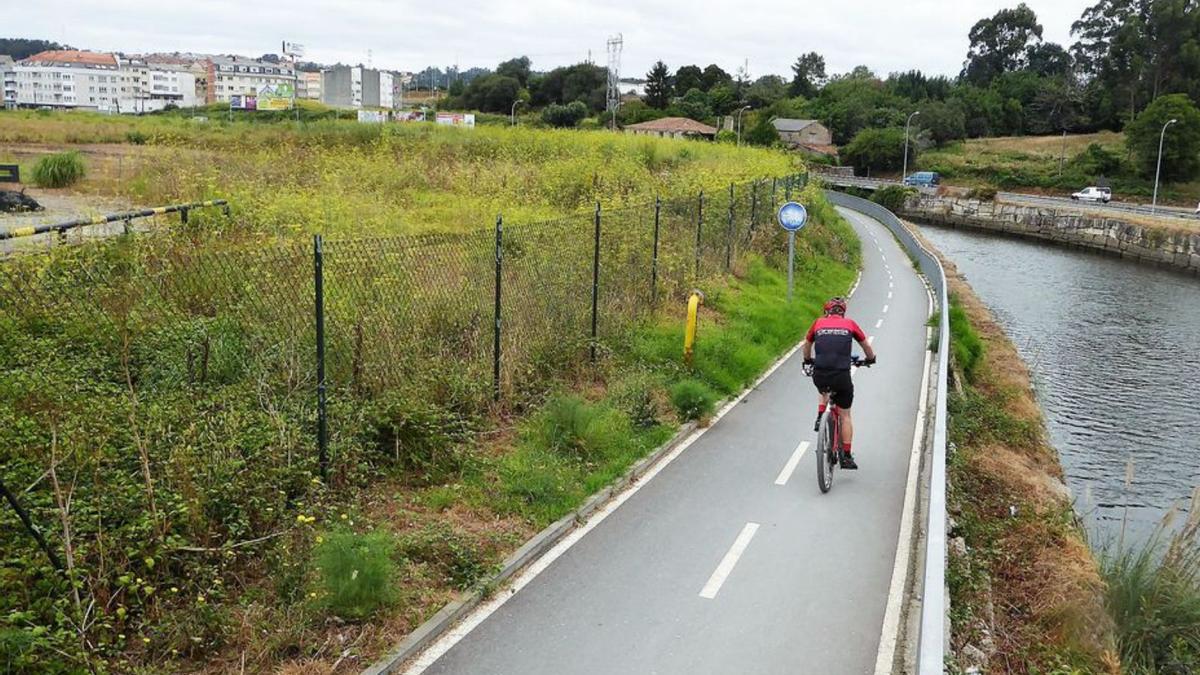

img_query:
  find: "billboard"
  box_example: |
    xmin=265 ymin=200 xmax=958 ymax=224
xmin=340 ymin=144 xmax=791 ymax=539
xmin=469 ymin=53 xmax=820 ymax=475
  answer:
xmin=436 ymin=113 xmax=476 ymax=128
xmin=357 ymin=110 xmax=388 ymax=124
xmin=395 ymin=110 xmax=426 ymax=122
xmin=229 ymin=94 xmax=257 ymax=110
xmin=256 ymin=83 xmax=295 ymax=111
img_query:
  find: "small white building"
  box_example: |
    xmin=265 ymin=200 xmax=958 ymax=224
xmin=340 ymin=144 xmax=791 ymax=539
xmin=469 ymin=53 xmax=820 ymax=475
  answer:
xmin=297 ymin=71 xmax=322 ymax=100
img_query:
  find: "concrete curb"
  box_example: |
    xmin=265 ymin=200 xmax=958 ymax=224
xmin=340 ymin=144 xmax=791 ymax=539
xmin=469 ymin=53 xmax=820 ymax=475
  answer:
xmin=361 ymin=419 xmax=700 ymax=675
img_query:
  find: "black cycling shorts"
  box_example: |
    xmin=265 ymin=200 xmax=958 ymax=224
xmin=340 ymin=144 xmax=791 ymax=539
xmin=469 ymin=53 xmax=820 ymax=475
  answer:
xmin=812 ymin=368 xmax=854 ymax=409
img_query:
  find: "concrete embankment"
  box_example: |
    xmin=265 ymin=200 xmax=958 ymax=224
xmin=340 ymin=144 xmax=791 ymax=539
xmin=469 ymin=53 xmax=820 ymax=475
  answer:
xmin=904 ymin=196 xmax=1200 ymax=276
xmin=911 ymin=222 xmax=1119 ymax=673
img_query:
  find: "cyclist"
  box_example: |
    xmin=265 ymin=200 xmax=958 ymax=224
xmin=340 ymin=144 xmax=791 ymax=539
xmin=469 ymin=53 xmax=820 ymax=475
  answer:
xmin=801 ymin=297 xmax=876 ymax=469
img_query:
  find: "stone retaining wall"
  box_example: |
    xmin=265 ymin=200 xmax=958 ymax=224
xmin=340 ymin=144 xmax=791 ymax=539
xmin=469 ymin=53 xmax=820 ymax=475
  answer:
xmin=903 ymin=196 xmax=1200 ymax=276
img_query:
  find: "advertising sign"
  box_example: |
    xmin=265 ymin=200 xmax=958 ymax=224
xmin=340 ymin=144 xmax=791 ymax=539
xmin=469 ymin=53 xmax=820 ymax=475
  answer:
xmin=396 ymin=110 xmax=426 ymax=122
xmin=436 ymin=112 xmax=476 ymax=128
xmin=357 ymin=110 xmax=388 ymax=124
xmin=229 ymin=95 xmax=257 ymax=110
xmin=256 ymin=83 xmax=295 ymax=111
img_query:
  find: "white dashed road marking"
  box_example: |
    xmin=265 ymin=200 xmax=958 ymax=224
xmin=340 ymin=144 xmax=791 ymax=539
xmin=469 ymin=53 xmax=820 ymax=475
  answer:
xmin=699 ymin=523 xmax=760 ymax=599
xmin=883 ymin=304 xmax=890 ymax=313
xmin=875 ymin=319 xmax=883 ymax=328
xmin=774 ymin=442 xmax=810 ymax=486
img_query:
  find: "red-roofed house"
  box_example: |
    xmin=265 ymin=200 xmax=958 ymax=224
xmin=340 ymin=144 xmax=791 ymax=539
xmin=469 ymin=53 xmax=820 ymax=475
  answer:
xmin=624 ymin=117 xmax=718 ymax=140
xmin=14 ymin=50 xmax=196 ymax=112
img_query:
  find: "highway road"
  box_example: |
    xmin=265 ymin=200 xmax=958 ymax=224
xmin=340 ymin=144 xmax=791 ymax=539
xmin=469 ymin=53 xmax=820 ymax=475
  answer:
xmin=997 ymin=191 xmax=1200 ymax=221
xmin=403 ymin=206 xmax=933 ymax=675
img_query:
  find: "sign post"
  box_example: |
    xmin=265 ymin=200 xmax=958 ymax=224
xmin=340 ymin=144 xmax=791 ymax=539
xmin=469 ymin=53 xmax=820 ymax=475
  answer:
xmin=776 ymin=201 xmax=808 ymax=301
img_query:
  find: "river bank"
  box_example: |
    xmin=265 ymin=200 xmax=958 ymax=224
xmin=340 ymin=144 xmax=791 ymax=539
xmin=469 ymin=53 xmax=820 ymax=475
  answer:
xmin=904 ymin=196 xmax=1200 ymax=276
xmin=929 ymin=244 xmax=1118 ymax=673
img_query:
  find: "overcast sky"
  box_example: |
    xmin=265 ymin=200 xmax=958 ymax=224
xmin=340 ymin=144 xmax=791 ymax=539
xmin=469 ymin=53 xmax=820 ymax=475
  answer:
xmin=14 ymin=0 xmax=1093 ymax=79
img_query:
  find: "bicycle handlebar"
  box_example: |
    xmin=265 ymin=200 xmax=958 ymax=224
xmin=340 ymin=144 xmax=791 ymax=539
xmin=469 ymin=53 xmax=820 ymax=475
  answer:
xmin=803 ymin=355 xmax=874 ymax=376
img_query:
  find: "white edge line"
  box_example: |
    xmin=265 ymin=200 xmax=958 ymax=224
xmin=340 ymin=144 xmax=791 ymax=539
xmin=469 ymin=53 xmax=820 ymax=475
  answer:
xmin=773 ymin=441 xmax=810 ymax=486
xmin=405 ymin=268 xmax=866 ymax=673
xmin=872 ymin=288 xmax=936 ymax=675
xmin=699 ymin=522 xmax=760 ymax=599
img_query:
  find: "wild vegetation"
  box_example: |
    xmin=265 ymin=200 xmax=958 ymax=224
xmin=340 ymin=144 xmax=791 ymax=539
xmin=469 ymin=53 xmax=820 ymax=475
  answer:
xmin=0 ymin=112 xmax=859 ymax=672
xmin=939 ymin=258 xmax=1119 ymax=673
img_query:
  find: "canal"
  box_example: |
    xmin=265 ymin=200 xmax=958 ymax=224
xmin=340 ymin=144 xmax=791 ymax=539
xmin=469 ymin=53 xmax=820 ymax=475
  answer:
xmin=920 ymin=224 xmax=1200 ymax=541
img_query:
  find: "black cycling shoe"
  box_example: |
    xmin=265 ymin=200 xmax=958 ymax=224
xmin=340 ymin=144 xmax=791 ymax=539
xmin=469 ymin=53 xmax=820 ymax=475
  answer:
xmin=840 ymin=453 xmax=859 ymax=470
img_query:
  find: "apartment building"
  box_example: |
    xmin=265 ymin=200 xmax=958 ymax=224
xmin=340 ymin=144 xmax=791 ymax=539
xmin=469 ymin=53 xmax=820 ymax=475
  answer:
xmin=297 ymin=70 xmax=322 ymax=100
xmin=13 ymin=50 xmax=123 ymax=110
xmin=1 ymin=56 xmax=15 ymax=109
xmin=321 ymin=65 xmax=396 ymax=109
xmin=206 ymin=55 xmax=295 ymax=104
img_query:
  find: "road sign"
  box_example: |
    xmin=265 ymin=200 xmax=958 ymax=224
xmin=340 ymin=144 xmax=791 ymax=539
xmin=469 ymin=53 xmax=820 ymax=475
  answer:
xmin=777 ymin=201 xmax=808 ymax=232
xmin=777 ymin=201 xmax=808 ymax=301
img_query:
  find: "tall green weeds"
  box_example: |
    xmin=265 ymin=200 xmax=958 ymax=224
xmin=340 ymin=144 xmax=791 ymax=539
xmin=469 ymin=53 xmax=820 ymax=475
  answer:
xmin=31 ymin=151 xmax=86 ymax=188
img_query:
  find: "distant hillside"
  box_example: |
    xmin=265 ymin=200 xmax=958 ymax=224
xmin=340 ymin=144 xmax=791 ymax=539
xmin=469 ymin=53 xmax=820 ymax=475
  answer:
xmin=0 ymin=38 xmax=72 ymax=60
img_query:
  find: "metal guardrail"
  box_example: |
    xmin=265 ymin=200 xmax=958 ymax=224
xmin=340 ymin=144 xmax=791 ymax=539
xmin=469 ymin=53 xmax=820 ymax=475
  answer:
xmin=824 ymin=190 xmax=949 ymax=675
xmin=998 ymin=191 xmax=1200 ymax=222
xmin=814 ymin=172 xmax=939 ymax=196
xmin=0 ymin=199 xmax=230 ymax=241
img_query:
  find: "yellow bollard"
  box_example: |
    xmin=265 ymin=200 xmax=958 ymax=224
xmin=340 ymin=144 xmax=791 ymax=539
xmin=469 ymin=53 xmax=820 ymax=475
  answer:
xmin=684 ymin=290 xmax=704 ymax=366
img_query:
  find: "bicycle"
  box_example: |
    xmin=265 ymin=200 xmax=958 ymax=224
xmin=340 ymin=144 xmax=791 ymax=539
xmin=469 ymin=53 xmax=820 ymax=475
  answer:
xmin=803 ymin=356 xmax=871 ymax=493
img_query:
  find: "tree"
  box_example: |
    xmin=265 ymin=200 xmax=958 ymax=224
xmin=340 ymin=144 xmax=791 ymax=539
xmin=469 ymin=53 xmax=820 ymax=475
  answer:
xmin=454 ymin=74 xmax=523 ymax=113
xmin=886 ymin=70 xmax=952 ymax=101
xmin=962 ymin=3 xmax=1044 ymax=86
xmin=842 ymin=127 xmax=908 ymax=173
xmin=0 ymin=38 xmax=71 ymax=60
xmin=667 ymin=88 xmax=713 ymax=121
xmin=706 ymin=84 xmax=738 ymax=116
xmin=541 ymin=101 xmax=590 ymax=127
xmin=917 ymin=100 xmax=967 ymax=146
xmin=530 ymin=63 xmax=608 ymax=111
xmin=496 ymin=56 xmax=532 ymax=88
xmin=675 ymin=65 xmax=704 ymax=94
xmin=744 ymin=114 xmax=780 ymax=146
xmin=1025 ymin=77 xmax=1085 ymax=134
xmin=789 ymin=52 xmax=827 ymax=98
xmin=1124 ymin=93 xmax=1200 ymax=180
xmin=1025 ymin=42 xmax=1073 ymax=77
xmin=746 ymin=75 xmax=788 ymax=109
xmin=1072 ymin=0 xmax=1200 ymax=128
xmin=701 ymin=64 xmax=732 ymax=91
xmin=645 ymin=60 xmax=673 ymax=109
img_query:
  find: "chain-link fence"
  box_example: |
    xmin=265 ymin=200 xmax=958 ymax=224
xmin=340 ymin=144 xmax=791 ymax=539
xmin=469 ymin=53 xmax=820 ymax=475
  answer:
xmin=0 ymin=173 xmax=806 ymax=579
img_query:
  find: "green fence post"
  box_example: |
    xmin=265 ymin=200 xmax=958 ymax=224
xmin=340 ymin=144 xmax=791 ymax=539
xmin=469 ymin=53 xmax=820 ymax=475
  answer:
xmin=590 ymin=202 xmax=602 ymax=363
xmin=725 ymin=182 xmax=734 ymax=271
xmin=493 ymin=214 xmax=503 ymax=402
xmin=313 ymin=234 xmax=328 ymax=480
xmin=651 ymin=196 xmax=661 ymax=305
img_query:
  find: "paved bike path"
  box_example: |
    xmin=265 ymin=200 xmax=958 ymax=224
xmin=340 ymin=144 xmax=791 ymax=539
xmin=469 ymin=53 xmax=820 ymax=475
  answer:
xmin=413 ymin=208 xmax=930 ymax=674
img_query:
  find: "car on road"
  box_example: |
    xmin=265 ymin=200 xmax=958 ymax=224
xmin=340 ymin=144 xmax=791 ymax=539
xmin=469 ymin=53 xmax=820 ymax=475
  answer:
xmin=1070 ymin=186 xmax=1112 ymax=203
xmin=903 ymin=171 xmax=940 ymax=187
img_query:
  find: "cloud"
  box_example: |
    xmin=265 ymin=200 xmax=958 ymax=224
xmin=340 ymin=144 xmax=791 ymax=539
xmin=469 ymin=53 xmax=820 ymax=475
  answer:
xmin=12 ymin=0 xmax=1092 ymax=78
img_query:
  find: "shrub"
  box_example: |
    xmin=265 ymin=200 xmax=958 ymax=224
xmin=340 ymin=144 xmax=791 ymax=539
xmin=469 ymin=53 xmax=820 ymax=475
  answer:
xmin=531 ymin=395 xmax=629 ymax=460
xmin=948 ymin=301 xmax=984 ymax=382
xmin=842 ymin=127 xmax=906 ymax=173
xmin=871 ymin=185 xmax=915 ymax=212
xmin=1102 ymin=528 xmax=1200 ymax=673
xmin=313 ymin=530 xmax=397 ymax=620
xmin=965 ymin=186 xmax=998 ymax=201
xmin=541 ymin=101 xmax=589 ymax=128
xmin=670 ymin=379 xmax=718 ymax=421
xmin=31 ymin=151 xmax=86 ymax=188
xmin=362 ymin=393 xmax=472 ymax=484
xmin=399 ymin=522 xmax=488 ymax=590
xmin=715 ymin=129 xmax=737 ymax=144
xmin=126 ymin=130 xmax=149 ymax=145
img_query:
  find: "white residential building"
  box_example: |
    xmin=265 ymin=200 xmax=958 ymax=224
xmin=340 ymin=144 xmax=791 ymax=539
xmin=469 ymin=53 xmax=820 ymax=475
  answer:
xmin=12 ymin=50 xmax=196 ymax=112
xmin=1 ymin=55 xmax=15 ymax=109
xmin=13 ymin=50 xmax=122 ymax=110
xmin=322 ymin=66 xmax=397 ymax=109
xmin=206 ymin=56 xmax=295 ymax=104
xmin=297 ymin=70 xmax=322 ymax=100
xmin=379 ymin=71 xmax=394 ymax=109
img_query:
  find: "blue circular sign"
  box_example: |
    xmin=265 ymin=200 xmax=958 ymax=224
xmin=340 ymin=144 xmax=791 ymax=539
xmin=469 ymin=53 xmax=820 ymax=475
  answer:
xmin=777 ymin=201 xmax=808 ymax=232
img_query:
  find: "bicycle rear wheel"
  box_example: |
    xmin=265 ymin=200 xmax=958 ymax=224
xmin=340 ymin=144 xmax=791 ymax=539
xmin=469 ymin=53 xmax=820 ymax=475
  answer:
xmin=816 ymin=410 xmax=835 ymax=493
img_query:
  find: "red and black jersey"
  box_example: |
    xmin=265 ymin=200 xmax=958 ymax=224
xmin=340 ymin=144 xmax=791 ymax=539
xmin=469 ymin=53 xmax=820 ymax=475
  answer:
xmin=805 ymin=316 xmax=867 ymax=371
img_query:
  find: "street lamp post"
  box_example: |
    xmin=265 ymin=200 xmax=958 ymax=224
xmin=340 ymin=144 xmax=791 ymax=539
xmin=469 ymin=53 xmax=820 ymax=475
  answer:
xmin=735 ymin=105 xmax=751 ymax=147
xmin=902 ymin=110 xmax=921 ymax=183
xmin=1152 ymin=118 xmax=1178 ymax=213
xmin=511 ymin=99 xmax=525 ymax=126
